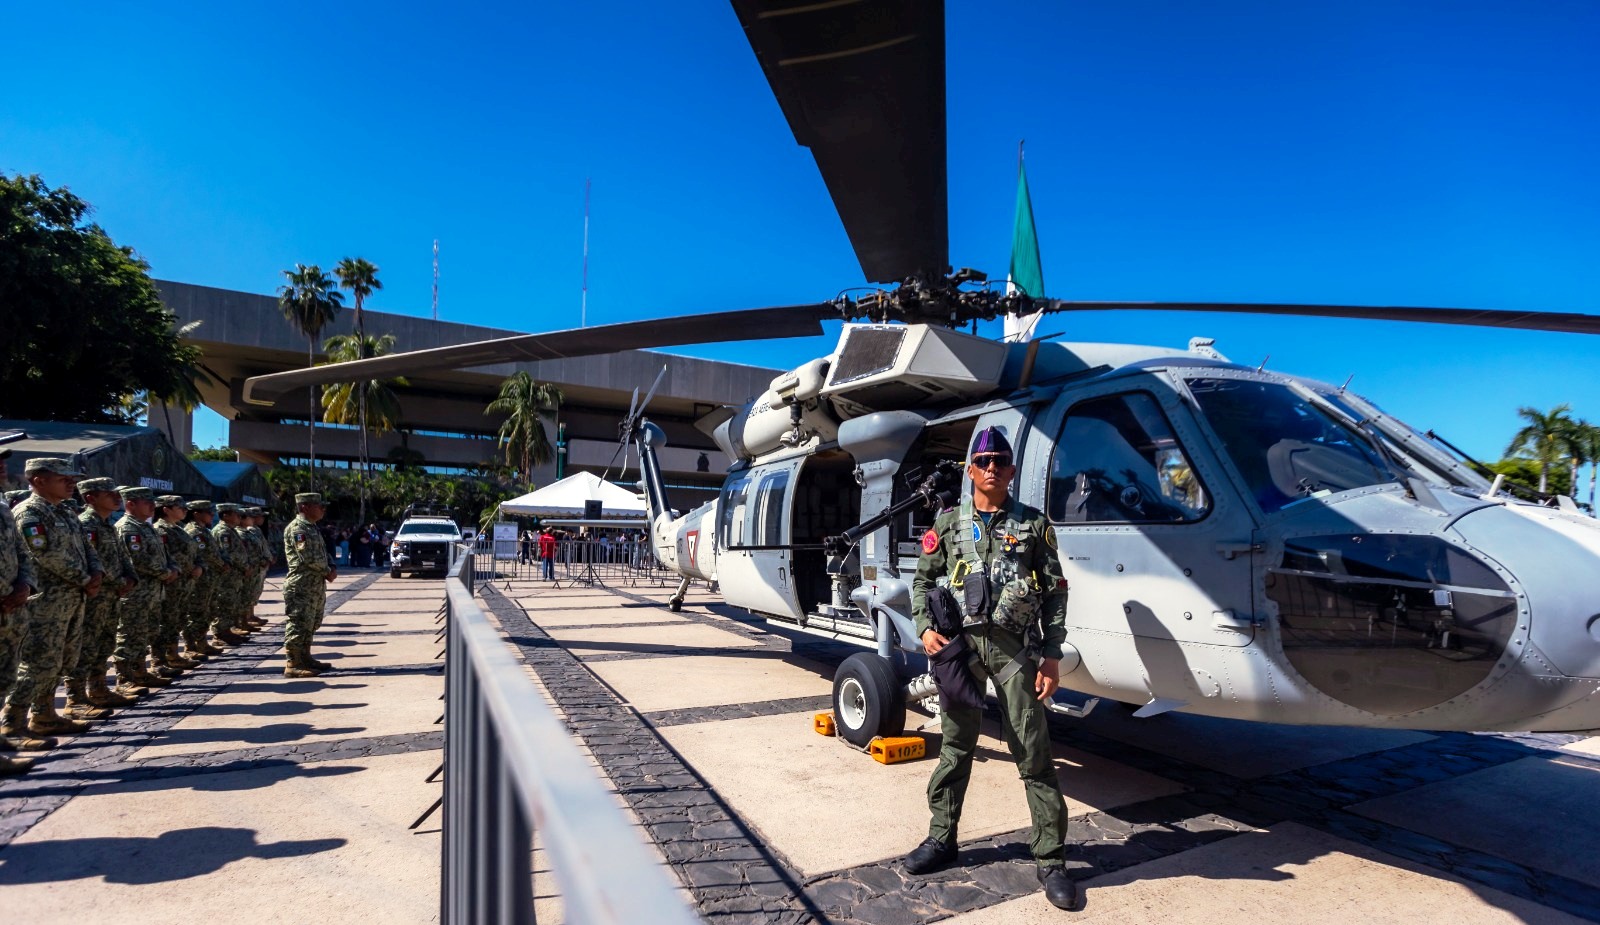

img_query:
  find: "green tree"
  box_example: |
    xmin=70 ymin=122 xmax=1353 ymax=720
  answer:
xmin=1504 ymin=404 xmax=1577 ymax=494
xmin=277 ymin=263 xmax=344 ymax=485
xmin=0 ymin=173 xmax=205 ymax=422
xmin=189 ymin=445 xmax=237 ymax=462
xmin=1570 ymin=420 xmax=1600 ymax=514
xmin=321 ymin=331 xmax=407 ymax=526
xmin=335 ymin=257 xmax=382 ymax=518
xmin=484 ymin=371 xmax=563 ymax=488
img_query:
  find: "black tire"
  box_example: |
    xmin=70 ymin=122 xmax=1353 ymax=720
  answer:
xmin=668 ymin=598 xmax=682 ymax=613
xmin=390 ymin=568 xmax=401 ymax=579
xmin=832 ymin=652 xmax=906 ymax=747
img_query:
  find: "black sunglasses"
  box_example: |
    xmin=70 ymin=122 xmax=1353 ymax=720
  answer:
xmin=971 ymin=454 xmax=1013 ymax=469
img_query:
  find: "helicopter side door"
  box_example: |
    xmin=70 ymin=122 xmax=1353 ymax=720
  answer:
xmin=714 ymin=456 xmax=804 ymax=620
xmin=1042 ymin=377 xmax=1260 ymax=703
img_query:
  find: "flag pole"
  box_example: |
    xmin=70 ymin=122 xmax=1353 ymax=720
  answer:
xmin=581 ymin=178 xmax=591 ymax=328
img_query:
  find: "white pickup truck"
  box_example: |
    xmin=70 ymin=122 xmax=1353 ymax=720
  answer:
xmin=389 ymin=516 xmax=462 ymax=578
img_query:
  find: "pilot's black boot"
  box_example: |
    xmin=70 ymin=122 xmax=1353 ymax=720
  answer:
xmin=1037 ymin=865 xmax=1080 ymax=911
xmin=902 ymin=837 xmax=957 ymax=875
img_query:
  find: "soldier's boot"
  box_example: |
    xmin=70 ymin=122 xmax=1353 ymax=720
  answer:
xmin=179 ymin=633 xmax=208 ymax=663
xmin=198 ymin=634 xmax=226 ymax=656
xmin=147 ymin=648 xmax=181 ymax=679
xmin=210 ymin=624 xmax=241 ymax=646
xmin=164 ymin=644 xmax=200 ymax=670
xmin=114 ymin=661 xmax=151 ymax=698
xmin=87 ymin=671 xmax=136 ymax=708
xmin=63 ymin=679 xmax=113 ymax=721
xmin=283 ymin=645 xmax=321 ymax=679
xmin=0 ymin=715 xmax=58 ymax=752
xmin=308 ymin=651 xmax=335 ymax=672
xmin=0 ymin=754 xmax=35 ymax=776
xmin=129 ymin=659 xmax=173 ymax=688
xmin=0 ymin=702 xmax=29 ymax=739
xmin=29 ymin=691 xmax=91 ymax=735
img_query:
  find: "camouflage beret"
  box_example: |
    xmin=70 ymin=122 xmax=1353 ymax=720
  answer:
xmin=294 ymin=492 xmax=324 ymax=505
xmin=156 ymin=495 xmax=186 ymax=507
xmin=77 ymin=477 xmax=118 ymax=494
xmin=186 ymin=500 xmax=213 ymax=512
xmin=118 ymin=486 xmax=154 ymax=502
xmin=216 ymin=502 xmax=241 ymax=514
xmin=24 ymin=457 xmax=86 ymax=477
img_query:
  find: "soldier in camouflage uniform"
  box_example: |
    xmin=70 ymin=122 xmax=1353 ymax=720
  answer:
xmin=903 ymin=427 xmax=1078 ymax=912
xmin=51 ymin=495 xmax=114 ymax=722
xmin=5 ymin=458 xmax=103 ymax=739
xmin=114 ymin=486 xmax=179 ymax=688
xmin=71 ymin=478 xmax=140 ymax=709
xmin=211 ymin=504 xmax=248 ymax=644
xmin=183 ymin=501 xmax=227 ymax=655
xmin=153 ymin=496 xmax=203 ymax=670
xmin=242 ymin=507 xmax=271 ymax=630
xmin=282 ymin=493 xmax=335 ymax=677
xmin=0 ymin=459 xmax=46 ymax=773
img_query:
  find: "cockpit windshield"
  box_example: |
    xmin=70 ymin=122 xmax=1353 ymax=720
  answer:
xmin=1186 ymin=378 xmax=1395 ymax=513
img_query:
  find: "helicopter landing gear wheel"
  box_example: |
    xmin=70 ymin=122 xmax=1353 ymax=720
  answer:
xmin=668 ymin=597 xmax=682 ymax=612
xmin=832 ymin=653 xmax=906 ymax=748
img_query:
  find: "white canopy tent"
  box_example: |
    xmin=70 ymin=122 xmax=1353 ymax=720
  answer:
xmin=498 ymin=471 xmax=647 ymax=519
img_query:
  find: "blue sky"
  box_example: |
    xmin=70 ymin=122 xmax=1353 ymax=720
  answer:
xmin=4 ymin=1 xmax=1597 ymax=460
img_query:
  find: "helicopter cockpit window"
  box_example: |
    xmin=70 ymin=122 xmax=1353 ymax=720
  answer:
xmin=718 ymin=475 xmax=751 ymax=548
xmin=1048 ymin=392 xmax=1210 ymax=524
xmin=1188 ymin=378 xmax=1392 ymax=513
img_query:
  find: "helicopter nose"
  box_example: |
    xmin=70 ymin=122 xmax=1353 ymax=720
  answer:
xmin=1450 ymin=502 xmax=1600 ymax=681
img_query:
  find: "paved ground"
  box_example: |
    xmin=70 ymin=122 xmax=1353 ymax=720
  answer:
xmin=8 ymin=567 xmax=1597 ymax=925
xmin=0 ymin=571 xmax=445 ymax=924
xmin=488 ymin=572 xmax=1600 ymax=925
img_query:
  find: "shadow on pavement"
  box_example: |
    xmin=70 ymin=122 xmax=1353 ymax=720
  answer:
xmin=0 ymin=827 xmax=347 ymax=884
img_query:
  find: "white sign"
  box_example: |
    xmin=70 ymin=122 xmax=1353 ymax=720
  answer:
xmin=493 ymin=522 xmax=519 ymax=560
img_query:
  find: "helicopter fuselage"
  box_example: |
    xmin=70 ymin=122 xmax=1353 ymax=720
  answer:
xmin=637 ymin=323 xmax=1600 ymax=733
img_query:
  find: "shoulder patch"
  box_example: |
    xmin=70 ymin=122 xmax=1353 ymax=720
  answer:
xmin=920 ymin=528 xmax=940 ymax=555
xmin=970 ymin=522 xmax=982 ymax=543
xmin=129 ymin=535 xmax=142 ymax=551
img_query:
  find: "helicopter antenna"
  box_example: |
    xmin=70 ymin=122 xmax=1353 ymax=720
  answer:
xmin=1340 ymin=373 xmax=1355 ymax=392
xmin=1257 ymin=354 xmax=1271 ymax=372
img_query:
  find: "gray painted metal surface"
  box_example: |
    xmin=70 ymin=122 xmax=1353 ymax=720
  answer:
xmin=442 ymin=548 xmax=699 ymax=924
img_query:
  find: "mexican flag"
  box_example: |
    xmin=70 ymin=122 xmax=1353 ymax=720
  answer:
xmin=1003 ymin=149 xmax=1045 ymax=342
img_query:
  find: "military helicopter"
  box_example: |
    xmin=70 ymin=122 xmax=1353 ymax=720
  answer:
xmin=244 ymin=0 xmax=1600 ymax=746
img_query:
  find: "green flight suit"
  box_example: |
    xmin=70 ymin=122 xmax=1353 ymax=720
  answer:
xmin=911 ymin=497 xmax=1070 ymax=863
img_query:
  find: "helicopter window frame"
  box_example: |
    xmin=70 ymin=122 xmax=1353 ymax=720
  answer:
xmin=1046 ymin=390 xmax=1213 ymax=526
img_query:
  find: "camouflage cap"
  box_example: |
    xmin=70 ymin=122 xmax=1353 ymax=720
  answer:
xmin=63 ymin=498 xmax=83 ymax=512
xmin=77 ymin=477 xmax=118 ymax=494
xmin=156 ymin=494 xmax=186 ymax=507
xmin=24 ymin=457 xmax=86 ymax=477
xmin=5 ymin=490 xmax=29 ymax=505
xmin=243 ymin=506 xmax=264 ymax=517
xmin=119 ymin=486 xmax=154 ymax=502
xmin=186 ymin=500 xmax=214 ymax=512
xmin=295 ymin=493 xmax=324 ymax=505
xmin=216 ymin=502 xmax=241 ymax=514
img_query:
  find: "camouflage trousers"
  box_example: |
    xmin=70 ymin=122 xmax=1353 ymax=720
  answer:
xmin=282 ymin=576 xmax=326 ymax=649
xmin=67 ymin=592 xmax=120 ymax=682
xmin=159 ymin=581 xmax=193 ymax=647
xmin=187 ymin=578 xmax=216 ymax=638
xmin=114 ymin=587 xmax=162 ymax=665
xmin=5 ymin=589 xmax=81 ymax=708
xmin=209 ymin=573 xmax=240 ymax=635
xmin=0 ymin=606 xmax=23 ymax=703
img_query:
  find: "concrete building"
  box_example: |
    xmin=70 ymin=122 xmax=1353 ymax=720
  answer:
xmin=153 ymin=280 xmax=781 ymax=510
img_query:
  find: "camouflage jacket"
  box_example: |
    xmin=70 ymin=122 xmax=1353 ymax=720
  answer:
xmin=80 ymin=509 xmax=136 ymax=587
xmin=0 ymin=502 xmax=37 ymax=595
xmin=211 ymin=522 xmax=242 ymax=575
xmin=186 ymin=520 xmax=224 ymax=577
xmin=15 ymin=494 xmax=101 ymax=593
xmin=155 ymin=519 xmax=199 ymax=579
xmin=284 ymin=515 xmax=330 ymax=579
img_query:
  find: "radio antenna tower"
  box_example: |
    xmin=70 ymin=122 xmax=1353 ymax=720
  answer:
xmin=431 ymin=239 xmax=439 ymax=320
xmin=581 ymin=178 xmax=591 ymax=327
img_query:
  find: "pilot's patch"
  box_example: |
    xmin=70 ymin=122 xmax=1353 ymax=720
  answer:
xmin=921 ymin=529 xmax=940 ymax=554
xmin=970 ymin=523 xmax=981 ymax=543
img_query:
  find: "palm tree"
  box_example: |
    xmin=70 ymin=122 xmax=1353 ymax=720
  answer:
xmin=484 ymin=371 xmax=563 ymax=487
xmin=277 ymin=264 xmax=344 ymax=486
xmin=321 ymin=332 xmax=407 ymax=526
xmin=1505 ymin=404 xmax=1577 ymax=494
xmin=1571 ymin=420 xmax=1600 ymax=515
xmin=335 ymin=258 xmax=382 ymax=515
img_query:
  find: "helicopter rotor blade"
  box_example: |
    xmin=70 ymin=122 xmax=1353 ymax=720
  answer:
xmin=732 ymin=0 xmax=948 ymax=284
xmin=636 ymin=364 xmax=668 ymax=423
xmin=242 ymin=302 xmax=837 ymax=405
xmin=1033 ymin=300 xmax=1600 ymax=336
